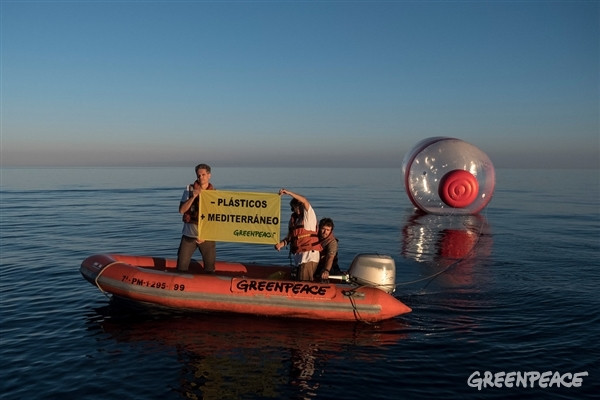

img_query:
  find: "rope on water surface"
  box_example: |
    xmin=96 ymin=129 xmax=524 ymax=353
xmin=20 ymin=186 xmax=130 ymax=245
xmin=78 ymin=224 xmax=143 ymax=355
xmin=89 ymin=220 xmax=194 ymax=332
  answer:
xmin=395 ymin=209 xmax=489 ymax=292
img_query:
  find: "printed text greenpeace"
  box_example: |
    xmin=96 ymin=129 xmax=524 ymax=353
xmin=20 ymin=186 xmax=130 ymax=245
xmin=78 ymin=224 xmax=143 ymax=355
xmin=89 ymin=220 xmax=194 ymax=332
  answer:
xmin=468 ymin=371 xmax=588 ymax=390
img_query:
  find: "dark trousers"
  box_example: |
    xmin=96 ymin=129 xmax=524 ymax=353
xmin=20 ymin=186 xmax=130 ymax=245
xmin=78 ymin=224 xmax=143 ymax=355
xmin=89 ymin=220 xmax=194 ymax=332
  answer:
xmin=176 ymin=236 xmax=216 ymax=272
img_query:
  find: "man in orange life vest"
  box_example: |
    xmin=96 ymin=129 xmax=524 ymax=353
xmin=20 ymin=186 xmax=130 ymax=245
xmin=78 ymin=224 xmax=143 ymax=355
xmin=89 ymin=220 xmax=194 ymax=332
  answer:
xmin=176 ymin=163 xmax=216 ymax=273
xmin=274 ymin=189 xmax=322 ymax=281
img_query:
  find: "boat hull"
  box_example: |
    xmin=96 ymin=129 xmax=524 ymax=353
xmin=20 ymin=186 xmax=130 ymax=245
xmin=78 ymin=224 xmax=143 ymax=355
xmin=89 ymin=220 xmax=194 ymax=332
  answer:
xmin=80 ymin=254 xmax=411 ymax=322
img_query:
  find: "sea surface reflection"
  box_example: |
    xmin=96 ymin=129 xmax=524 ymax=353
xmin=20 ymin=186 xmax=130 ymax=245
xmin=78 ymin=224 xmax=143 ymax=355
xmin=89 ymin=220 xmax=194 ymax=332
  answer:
xmin=88 ymin=301 xmax=409 ymax=399
xmin=400 ymin=211 xmax=493 ymax=289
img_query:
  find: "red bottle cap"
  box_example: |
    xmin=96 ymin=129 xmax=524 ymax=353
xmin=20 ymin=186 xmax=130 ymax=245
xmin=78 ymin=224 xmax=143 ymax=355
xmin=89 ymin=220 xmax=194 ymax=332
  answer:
xmin=439 ymin=169 xmax=479 ymax=208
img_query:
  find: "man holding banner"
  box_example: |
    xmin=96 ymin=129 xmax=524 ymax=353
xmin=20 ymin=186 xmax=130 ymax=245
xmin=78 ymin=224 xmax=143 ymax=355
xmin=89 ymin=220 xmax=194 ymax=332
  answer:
xmin=274 ymin=189 xmax=323 ymax=281
xmin=176 ymin=163 xmax=216 ymax=273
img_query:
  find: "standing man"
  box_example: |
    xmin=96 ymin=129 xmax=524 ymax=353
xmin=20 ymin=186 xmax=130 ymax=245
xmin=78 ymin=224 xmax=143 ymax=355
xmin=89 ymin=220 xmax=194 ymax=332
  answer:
xmin=176 ymin=163 xmax=216 ymax=273
xmin=315 ymin=218 xmax=341 ymax=281
xmin=275 ymin=189 xmax=322 ymax=281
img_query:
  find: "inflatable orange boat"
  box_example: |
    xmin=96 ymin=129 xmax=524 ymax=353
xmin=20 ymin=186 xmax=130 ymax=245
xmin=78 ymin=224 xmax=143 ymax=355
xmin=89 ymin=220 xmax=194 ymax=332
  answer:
xmin=80 ymin=253 xmax=411 ymax=322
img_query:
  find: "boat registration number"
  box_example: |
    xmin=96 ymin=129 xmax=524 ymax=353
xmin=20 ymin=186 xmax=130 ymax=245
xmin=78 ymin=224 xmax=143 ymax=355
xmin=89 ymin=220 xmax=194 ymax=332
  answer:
xmin=121 ymin=275 xmax=185 ymax=291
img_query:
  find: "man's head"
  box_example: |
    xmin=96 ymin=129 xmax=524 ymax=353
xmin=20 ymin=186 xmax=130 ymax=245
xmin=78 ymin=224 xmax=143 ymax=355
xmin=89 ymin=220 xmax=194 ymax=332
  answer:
xmin=290 ymin=198 xmax=303 ymax=214
xmin=195 ymin=163 xmax=211 ymax=185
xmin=319 ymin=218 xmax=334 ymax=239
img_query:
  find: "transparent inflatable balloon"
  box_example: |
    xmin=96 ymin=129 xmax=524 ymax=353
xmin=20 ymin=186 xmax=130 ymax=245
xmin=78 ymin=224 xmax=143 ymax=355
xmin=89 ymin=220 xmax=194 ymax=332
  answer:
xmin=402 ymin=137 xmax=495 ymax=215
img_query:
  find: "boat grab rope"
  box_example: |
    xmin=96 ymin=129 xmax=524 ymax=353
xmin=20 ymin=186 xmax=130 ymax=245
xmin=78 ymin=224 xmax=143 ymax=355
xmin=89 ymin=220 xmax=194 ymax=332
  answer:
xmin=341 ymin=288 xmax=366 ymax=323
xmin=93 ymin=261 xmax=121 ymax=298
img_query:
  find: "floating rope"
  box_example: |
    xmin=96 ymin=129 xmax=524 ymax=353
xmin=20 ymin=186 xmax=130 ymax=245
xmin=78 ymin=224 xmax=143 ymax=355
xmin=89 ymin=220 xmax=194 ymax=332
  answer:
xmin=395 ymin=209 xmax=488 ymax=291
xmin=344 ymin=209 xmax=488 ymax=323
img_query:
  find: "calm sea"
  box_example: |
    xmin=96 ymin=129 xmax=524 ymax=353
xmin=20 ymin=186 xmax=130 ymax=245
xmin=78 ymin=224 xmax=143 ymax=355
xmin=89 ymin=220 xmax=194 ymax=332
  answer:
xmin=1 ymin=167 xmax=598 ymax=399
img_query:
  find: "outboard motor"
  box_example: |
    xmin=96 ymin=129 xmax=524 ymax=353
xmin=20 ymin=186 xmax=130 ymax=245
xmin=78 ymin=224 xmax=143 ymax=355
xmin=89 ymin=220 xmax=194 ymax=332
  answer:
xmin=348 ymin=254 xmax=396 ymax=294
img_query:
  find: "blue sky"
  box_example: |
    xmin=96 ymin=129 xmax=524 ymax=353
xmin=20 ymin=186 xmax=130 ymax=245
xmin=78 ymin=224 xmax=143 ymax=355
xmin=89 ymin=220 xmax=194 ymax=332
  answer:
xmin=1 ymin=0 xmax=598 ymax=168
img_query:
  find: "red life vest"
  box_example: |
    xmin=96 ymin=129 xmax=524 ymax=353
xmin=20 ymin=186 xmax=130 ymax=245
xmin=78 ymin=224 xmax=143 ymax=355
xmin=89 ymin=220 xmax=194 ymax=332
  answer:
xmin=182 ymin=182 xmax=214 ymax=223
xmin=288 ymin=213 xmax=322 ymax=254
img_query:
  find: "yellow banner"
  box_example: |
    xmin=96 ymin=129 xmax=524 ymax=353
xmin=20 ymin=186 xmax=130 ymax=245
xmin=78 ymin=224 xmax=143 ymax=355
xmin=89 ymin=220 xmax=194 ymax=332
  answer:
xmin=198 ymin=190 xmax=281 ymax=244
